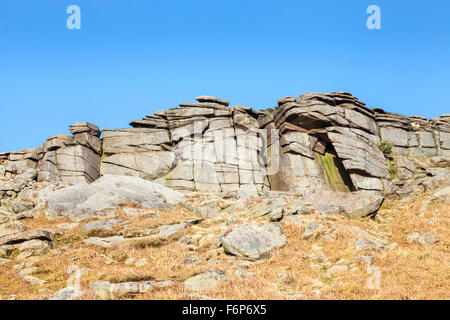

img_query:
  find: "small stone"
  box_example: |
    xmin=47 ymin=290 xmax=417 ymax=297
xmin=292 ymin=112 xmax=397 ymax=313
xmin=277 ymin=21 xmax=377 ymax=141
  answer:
xmin=184 ymin=270 xmax=227 ymax=292
xmin=45 ymin=286 xmax=84 ymax=300
xmin=135 ymin=258 xmax=148 ymax=267
xmin=179 ymin=236 xmax=191 ymax=244
xmin=182 ymin=256 xmax=201 ymax=265
xmin=302 ymin=222 xmax=320 ymax=240
xmin=124 ymin=257 xmax=136 ymax=266
xmin=236 ymin=268 xmax=256 ymax=280
xmin=195 ymin=207 xmax=219 ymax=220
xmin=387 ymin=242 xmax=399 ymax=250
xmin=355 ymin=238 xmax=384 ymax=251
xmin=269 ymin=208 xmax=283 ymax=222
xmin=355 ymin=255 xmax=374 ymax=266
xmin=283 ymin=215 xmax=302 ymax=227
xmin=418 ymin=233 xmax=440 ymax=246
xmin=23 ymin=275 xmax=47 ymax=286
xmin=406 ymin=231 xmax=420 ymax=243
xmin=56 ymin=223 xmax=80 ymax=230
xmin=326 ymin=265 xmax=349 ymax=277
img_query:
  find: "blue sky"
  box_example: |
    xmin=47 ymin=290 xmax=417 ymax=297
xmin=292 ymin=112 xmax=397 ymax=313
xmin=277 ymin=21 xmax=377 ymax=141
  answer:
xmin=0 ymin=0 xmax=449 ymax=152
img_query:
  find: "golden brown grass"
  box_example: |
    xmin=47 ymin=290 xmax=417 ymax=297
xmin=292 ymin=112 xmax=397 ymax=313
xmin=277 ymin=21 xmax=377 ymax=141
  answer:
xmin=0 ymin=191 xmax=448 ymax=300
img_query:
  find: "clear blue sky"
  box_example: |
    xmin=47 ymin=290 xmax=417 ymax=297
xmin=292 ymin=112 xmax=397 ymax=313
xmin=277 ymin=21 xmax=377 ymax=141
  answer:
xmin=1 ymin=0 xmax=449 ymax=152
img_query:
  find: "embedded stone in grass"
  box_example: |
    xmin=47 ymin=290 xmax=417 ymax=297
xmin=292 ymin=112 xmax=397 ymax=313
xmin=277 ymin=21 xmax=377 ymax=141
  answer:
xmin=221 ymin=223 xmax=286 ymax=260
xmin=45 ymin=286 xmax=85 ymax=300
xmin=418 ymin=232 xmax=440 ymax=246
xmin=354 ymin=238 xmax=384 ymax=251
xmin=184 ymin=270 xmax=227 ymax=292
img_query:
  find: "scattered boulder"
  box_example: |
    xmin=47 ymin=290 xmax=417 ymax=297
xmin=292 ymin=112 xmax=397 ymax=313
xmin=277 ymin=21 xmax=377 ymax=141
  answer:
xmin=354 ymin=238 xmax=384 ymax=251
xmin=221 ymin=223 xmax=286 ymax=260
xmin=417 ymin=233 xmax=440 ymax=246
xmin=184 ymin=270 xmax=227 ymax=292
xmin=46 ymin=286 xmax=84 ymax=300
xmin=305 ymin=191 xmax=384 ymax=218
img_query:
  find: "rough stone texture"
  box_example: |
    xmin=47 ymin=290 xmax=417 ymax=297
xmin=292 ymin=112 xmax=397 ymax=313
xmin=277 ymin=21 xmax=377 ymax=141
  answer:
xmin=184 ymin=270 xmax=227 ymax=292
xmin=1 ymin=93 xmax=449 ymax=221
xmin=37 ymin=122 xmax=101 ymax=184
xmin=260 ymin=92 xmax=391 ymax=196
xmin=375 ymin=110 xmax=450 ymax=159
xmin=304 ymin=190 xmax=384 ymax=219
xmin=37 ymin=175 xmax=185 ymax=221
xmin=221 ymin=223 xmax=286 ymax=260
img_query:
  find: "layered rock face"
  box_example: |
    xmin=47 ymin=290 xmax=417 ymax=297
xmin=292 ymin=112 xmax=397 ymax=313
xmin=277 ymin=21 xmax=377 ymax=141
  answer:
xmin=103 ymin=96 xmax=270 ymax=195
xmin=0 ymin=123 xmax=101 ymax=185
xmin=259 ymin=92 xmax=391 ymax=195
xmin=1 ymin=92 xmax=449 ymax=199
xmin=375 ymin=110 xmax=450 ymax=158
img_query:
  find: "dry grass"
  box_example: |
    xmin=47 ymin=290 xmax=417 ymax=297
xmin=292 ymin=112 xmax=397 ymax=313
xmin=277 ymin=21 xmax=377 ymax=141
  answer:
xmin=0 ymin=191 xmax=448 ymax=300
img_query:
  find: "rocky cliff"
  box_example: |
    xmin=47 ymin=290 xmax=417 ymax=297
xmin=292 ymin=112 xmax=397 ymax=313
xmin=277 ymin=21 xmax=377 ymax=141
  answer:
xmin=1 ymin=92 xmax=448 ymax=200
xmin=0 ymin=92 xmax=449 ymax=300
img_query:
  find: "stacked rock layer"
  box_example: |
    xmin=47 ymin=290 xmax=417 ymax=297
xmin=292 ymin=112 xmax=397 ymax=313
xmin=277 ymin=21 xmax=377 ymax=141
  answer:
xmin=1 ymin=93 xmax=449 ymax=196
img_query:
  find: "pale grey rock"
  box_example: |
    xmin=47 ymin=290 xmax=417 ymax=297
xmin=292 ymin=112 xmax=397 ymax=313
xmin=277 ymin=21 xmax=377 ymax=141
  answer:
xmin=23 ymin=275 xmax=47 ymax=286
xmin=135 ymin=258 xmax=148 ymax=267
xmin=302 ymin=222 xmax=320 ymax=240
xmin=90 ymin=280 xmax=174 ymax=299
xmin=155 ymin=223 xmax=188 ymax=238
xmin=326 ymin=265 xmax=349 ymax=277
xmin=56 ymin=223 xmax=80 ymax=230
xmin=82 ymin=219 xmax=125 ymax=231
xmin=83 ymin=236 xmax=127 ymax=247
xmin=406 ymin=231 xmax=420 ymax=243
xmin=195 ymin=206 xmax=219 ymax=220
xmin=182 ymin=256 xmax=201 ymax=265
xmin=221 ymin=223 xmax=286 ymax=260
xmin=195 ymin=96 xmax=230 ymax=106
xmin=46 ymin=286 xmax=84 ymax=300
xmin=262 ymin=222 xmax=285 ymax=235
xmin=305 ymin=191 xmax=384 ymax=218
xmin=268 ymin=208 xmax=283 ymax=221
xmin=283 ymin=215 xmax=302 ymax=227
xmin=37 ymin=175 xmax=185 ymax=220
xmin=417 ymin=233 xmax=440 ymax=246
xmin=355 ymin=255 xmax=374 ymax=266
xmin=355 ymin=238 xmax=384 ymax=250
xmin=184 ymin=270 xmax=227 ymax=292
xmin=0 ymin=230 xmax=52 ymax=246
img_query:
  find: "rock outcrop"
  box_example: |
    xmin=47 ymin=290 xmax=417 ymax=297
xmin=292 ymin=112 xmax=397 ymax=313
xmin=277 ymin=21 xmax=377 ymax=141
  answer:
xmin=260 ymin=92 xmax=391 ymax=195
xmin=1 ymin=92 xmax=449 ymax=206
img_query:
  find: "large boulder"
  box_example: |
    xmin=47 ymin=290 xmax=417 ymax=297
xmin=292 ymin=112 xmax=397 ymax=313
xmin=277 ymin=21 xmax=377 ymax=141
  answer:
xmin=221 ymin=223 xmax=286 ymax=260
xmin=305 ymin=190 xmax=384 ymax=218
xmin=37 ymin=175 xmax=185 ymax=221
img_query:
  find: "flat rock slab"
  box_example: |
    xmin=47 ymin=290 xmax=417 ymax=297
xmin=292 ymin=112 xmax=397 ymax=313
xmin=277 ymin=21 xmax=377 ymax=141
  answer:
xmin=221 ymin=223 xmax=286 ymax=260
xmin=45 ymin=286 xmax=85 ymax=300
xmin=82 ymin=236 xmax=127 ymax=247
xmin=184 ymin=270 xmax=227 ymax=292
xmin=37 ymin=174 xmax=185 ymax=220
xmin=0 ymin=230 xmax=52 ymax=246
xmin=354 ymin=238 xmax=385 ymax=251
xmin=154 ymin=223 xmax=188 ymax=238
xmin=90 ymin=280 xmax=174 ymax=299
xmin=82 ymin=219 xmax=126 ymax=231
xmin=305 ymin=191 xmax=384 ymax=218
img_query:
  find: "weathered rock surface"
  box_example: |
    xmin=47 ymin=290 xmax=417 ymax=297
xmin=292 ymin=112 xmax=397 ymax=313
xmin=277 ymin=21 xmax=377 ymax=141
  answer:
xmin=37 ymin=175 xmax=185 ymax=221
xmin=1 ymin=92 xmax=450 ymax=223
xmin=184 ymin=270 xmax=227 ymax=292
xmin=221 ymin=223 xmax=286 ymax=260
